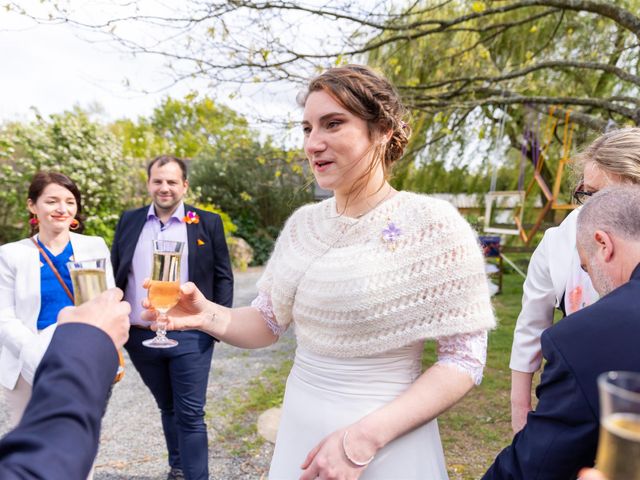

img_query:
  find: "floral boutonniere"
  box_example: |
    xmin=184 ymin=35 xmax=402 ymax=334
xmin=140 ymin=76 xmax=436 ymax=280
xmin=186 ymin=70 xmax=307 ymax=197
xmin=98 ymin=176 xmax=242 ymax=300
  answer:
xmin=183 ymin=211 xmax=200 ymax=224
xmin=381 ymin=219 xmax=402 ymax=251
xmin=197 ymin=239 xmax=205 ymax=246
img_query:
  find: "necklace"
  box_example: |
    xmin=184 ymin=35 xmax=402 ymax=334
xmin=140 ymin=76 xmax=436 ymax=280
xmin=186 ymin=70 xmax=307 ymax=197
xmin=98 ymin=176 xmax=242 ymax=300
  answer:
xmin=332 ymin=186 xmax=396 ymax=219
xmin=291 ymin=187 xmax=397 ymax=309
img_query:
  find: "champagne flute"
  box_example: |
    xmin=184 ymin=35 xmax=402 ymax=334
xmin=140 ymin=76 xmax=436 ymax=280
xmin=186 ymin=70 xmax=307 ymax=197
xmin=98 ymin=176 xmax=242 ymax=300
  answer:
xmin=595 ymin=371 xmax=640 ymax=480
xmin=68 ymin=258 xmax=108 ymax=305
xmin=67 ymin=258 xmax=125 ymax=382
xmin=143 ymin=240 xmax=184 ymax=348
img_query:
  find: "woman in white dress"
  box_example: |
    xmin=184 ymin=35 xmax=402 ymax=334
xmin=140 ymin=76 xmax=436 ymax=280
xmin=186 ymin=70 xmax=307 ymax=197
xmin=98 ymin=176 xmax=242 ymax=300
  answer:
xmin=146 ymin=65 xmax=495 ymax=479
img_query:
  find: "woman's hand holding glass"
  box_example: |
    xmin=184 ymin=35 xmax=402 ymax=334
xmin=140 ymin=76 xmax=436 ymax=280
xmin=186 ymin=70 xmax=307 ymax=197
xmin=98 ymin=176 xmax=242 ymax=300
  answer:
xmin=142 ymin=280 xmax=279 ymax=350
xmin=141 ymin=281 xmax=217 ymax=333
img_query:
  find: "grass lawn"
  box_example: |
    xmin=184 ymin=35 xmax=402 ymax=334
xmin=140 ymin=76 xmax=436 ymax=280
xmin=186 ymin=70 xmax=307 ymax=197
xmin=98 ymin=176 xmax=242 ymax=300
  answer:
xmin=215 ymin=269 xmax=530 ymax=478
xmin=429 ymin=270 xmax=526 ymax=479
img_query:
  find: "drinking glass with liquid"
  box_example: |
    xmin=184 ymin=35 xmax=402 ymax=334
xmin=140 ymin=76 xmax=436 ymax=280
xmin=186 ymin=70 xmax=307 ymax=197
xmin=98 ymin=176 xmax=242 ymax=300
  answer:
xmin=596 ymin=371 xmax=640 ymax=480
xmin=143 ymin=239 xmax=184 ymax=348
xmin=67 ymin=258 xmax=125 ymax=382
xmin=68 ymin=258 xmax=108 ymax=305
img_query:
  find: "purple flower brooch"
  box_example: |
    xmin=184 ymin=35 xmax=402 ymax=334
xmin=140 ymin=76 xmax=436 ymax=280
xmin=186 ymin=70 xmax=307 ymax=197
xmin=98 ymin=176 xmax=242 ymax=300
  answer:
xmin=381 ymin=220 xmax=402 ymax=251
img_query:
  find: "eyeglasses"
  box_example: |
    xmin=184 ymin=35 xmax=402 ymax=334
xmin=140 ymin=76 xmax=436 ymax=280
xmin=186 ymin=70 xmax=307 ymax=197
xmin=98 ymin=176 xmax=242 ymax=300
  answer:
xmin=573 ymin=188 xmax=595 ymax=205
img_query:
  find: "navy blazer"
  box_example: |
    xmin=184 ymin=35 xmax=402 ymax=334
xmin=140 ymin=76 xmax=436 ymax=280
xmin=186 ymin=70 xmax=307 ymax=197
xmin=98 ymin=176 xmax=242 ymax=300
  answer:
xmin=111 ymin=204 xmax=234 ymax=307
xmin=0 ymin=324 xmax=117 ymax=480
xmin=484 ymin=264 xmax=640 ymax=479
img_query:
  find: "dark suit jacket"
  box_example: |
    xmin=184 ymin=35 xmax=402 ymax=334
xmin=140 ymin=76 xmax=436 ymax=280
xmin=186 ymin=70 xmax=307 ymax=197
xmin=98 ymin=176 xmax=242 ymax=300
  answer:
xmin=0 ymin=323 xmax=117 ymax=480
xmin=484 ymin=264 xmax=640 ymax=480
xmin=111 ymin=204 xmax=234 ymax=307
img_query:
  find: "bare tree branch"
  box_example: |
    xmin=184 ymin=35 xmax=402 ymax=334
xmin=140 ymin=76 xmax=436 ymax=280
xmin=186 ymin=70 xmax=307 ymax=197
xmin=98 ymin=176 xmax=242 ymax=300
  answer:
xmin=398 ymin=60 xmax=640 ymax=91
xmin=9 ymin=0 xmax=640 ymax=150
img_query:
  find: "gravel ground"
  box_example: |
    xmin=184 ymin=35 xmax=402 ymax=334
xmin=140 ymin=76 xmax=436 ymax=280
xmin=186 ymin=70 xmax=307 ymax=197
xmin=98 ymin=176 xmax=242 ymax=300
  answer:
xmin=0 ymin=267 xmax=296 ymax=479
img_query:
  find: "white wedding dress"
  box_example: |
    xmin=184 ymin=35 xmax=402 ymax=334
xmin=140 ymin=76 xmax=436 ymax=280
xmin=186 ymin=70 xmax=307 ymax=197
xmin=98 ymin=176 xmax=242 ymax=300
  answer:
xmin=268 ymin=341 xmax=449 ymax=479
xmin=250 ymin=193 xmax=493 ymax=479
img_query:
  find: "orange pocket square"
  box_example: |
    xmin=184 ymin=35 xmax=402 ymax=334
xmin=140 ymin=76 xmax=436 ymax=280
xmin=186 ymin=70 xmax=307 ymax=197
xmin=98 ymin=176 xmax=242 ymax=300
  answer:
xmin=197 ymin=239 xmax=205 ymax=246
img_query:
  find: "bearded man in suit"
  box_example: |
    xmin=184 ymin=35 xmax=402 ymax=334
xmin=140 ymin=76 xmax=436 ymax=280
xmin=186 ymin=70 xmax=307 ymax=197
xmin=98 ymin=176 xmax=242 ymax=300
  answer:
xmin=111 ymin=155 xmax=233 ymax=480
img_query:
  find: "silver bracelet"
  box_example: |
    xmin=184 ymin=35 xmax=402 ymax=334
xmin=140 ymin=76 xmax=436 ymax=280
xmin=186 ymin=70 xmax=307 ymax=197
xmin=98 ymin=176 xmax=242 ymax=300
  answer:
xmin=342 ymin=430 xmax=375 ymax=467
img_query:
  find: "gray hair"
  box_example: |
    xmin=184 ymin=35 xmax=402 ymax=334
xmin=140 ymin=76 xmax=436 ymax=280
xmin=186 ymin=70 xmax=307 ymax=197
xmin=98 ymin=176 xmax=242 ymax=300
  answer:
xmin=577 ymin=186 xmax=640 ymax=253
xmin=572 ymin=127 xmax=640 ymax=186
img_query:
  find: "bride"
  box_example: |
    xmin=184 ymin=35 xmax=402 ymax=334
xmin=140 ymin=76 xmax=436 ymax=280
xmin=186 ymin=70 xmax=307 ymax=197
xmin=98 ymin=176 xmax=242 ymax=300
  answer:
xmin=144 ymin=64 xmax=495 ymax=479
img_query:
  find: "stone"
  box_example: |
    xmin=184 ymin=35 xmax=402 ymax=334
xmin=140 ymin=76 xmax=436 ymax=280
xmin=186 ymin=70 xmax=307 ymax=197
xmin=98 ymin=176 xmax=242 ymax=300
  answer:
xmin=257 ymin=407 xmax=282 ymax=443
xmin=228 ymin=236 xmax=254 ymax=271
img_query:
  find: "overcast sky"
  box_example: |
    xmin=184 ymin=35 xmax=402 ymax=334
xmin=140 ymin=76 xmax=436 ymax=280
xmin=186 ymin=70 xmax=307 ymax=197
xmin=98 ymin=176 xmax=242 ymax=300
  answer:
xmin=2 ymin=11 xmax=178 ymax=119
xmin=0 ymin=5 xmax=302 ymax=144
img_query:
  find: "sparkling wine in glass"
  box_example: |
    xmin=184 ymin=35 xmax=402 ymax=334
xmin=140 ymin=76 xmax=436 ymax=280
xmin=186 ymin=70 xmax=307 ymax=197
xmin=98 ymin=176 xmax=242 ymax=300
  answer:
xmin=67 ymin=258 xmax=125 ymax=382
xmin=69 ymin=264 xmax=108 ymax=306
xmin=595 ymin=371 xmax=640 ymax=480
xmin=143 ymin=240 xmax=184 ymax=348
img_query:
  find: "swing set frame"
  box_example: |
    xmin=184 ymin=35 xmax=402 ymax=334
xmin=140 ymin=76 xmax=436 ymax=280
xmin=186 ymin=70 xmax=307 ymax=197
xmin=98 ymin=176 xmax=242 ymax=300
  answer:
xmin=484 ymin=106 xmax=577 ymax=245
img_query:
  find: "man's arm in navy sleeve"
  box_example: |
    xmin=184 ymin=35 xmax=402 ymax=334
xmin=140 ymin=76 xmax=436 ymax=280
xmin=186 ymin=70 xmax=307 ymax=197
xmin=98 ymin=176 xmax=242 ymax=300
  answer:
xmin=483 ymin=331 xmax=598 ymax=480
xmin=0 ymin=323 xmax=118 ymax=480
xmin=211 ymin=214 xmax=234 ymax=307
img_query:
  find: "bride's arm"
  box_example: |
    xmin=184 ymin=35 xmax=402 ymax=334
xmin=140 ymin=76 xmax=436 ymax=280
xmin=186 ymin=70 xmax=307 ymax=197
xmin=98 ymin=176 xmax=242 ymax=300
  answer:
xmin=343 ymin=354 xmax=477 ymax=459
xmin=198 ymin=304 xmax=280 ymax=349
xmin=299 ymin=331 xmax=486 ymax=480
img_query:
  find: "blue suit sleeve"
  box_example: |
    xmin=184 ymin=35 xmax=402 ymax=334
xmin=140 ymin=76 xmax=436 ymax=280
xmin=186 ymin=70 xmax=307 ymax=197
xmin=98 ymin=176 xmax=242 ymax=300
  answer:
xmin=0 ymin=323 xmax=118 ymax=479
xmin=210 ymin=214 xmax=234 ymax=307
xmin=111 ymin=212 xmax=126 ymax=290
xmin=483 ymin=331 xmax=598 ymax=479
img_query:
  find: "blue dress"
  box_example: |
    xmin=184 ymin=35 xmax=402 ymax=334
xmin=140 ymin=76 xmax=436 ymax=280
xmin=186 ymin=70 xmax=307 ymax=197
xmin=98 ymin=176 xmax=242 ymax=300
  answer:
xmin=36 ymin=239 xmax=74 ymax=330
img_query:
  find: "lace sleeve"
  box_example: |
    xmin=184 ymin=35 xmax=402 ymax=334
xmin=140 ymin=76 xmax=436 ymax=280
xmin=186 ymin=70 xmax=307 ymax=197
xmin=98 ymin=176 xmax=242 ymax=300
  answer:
xmin=250 ymin=291 xmax=287 ymax=337
xmin=436 ymin=330 xmax=488 ymax=385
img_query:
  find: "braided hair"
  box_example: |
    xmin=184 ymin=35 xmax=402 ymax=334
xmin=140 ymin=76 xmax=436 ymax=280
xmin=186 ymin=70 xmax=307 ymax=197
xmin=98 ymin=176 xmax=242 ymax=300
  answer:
xmin=299 ymin=64 xmax=411 ymax=179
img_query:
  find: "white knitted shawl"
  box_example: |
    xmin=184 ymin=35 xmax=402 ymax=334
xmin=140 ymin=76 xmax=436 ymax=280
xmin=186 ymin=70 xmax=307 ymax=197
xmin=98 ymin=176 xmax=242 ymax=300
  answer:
xmin=257 ymin=191 xmax=495 ymax=358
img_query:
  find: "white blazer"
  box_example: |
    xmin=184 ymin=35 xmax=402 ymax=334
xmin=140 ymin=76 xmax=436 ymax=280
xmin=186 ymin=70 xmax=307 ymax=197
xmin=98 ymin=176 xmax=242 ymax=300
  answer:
xmin=509 ymin=208 xmax=598 ymax=373
xmin=0 ymin=232 xmax=115 ymax=389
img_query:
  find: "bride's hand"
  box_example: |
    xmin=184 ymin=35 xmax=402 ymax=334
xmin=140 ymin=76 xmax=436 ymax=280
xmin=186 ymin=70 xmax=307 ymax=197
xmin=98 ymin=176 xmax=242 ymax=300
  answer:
xmin=299 ymin=427 xmax=377 ymax=480
xmin=141 ymin=280 xmax=214 ymax=331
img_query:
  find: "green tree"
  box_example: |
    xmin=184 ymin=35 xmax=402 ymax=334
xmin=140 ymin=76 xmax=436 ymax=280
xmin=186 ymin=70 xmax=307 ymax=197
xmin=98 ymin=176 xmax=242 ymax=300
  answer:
xmin=19 ymin=0 xmax=640 ymax=201
xmin=110 ymin=93 xmax=259 ymax=205
xmin=113 ymin=94 xmax=254 ymax=160
xmin=191 ymin=139 xmax=311 ymax=265
xmin=22 ymin=0 xmax=640 ymax=132
xmin=0 ymin=108 xmax=136 ymax=244
xmin=363 ymin=0 xmax=637 ymax=193
xmin=115 ymin=93 xmax=311 ymax=264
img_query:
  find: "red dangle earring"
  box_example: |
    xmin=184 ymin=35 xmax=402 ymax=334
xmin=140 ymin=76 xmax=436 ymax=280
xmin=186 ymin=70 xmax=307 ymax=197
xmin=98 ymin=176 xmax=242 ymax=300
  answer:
xmin=69 ymin=218 xmax=80 ymax=231
xmin=29 ymin=214 xmax=39 ymax=228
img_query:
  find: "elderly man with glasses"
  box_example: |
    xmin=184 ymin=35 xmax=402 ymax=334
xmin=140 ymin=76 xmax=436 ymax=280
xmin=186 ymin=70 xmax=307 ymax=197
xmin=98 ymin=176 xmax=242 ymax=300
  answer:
xmin=485 ymin=186 xmax=640 ymax=479
xmin=509 ymin=127 xmax=640 ymax=435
